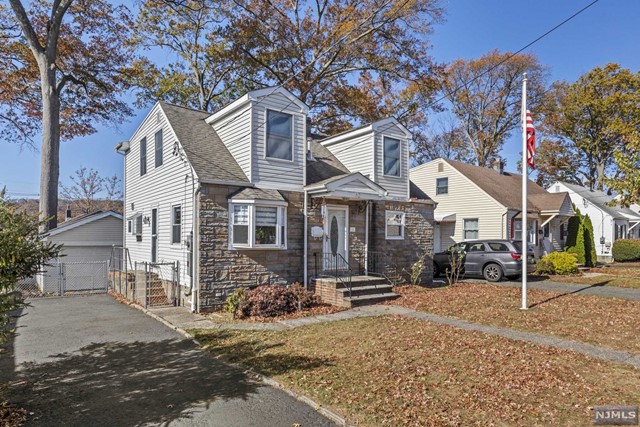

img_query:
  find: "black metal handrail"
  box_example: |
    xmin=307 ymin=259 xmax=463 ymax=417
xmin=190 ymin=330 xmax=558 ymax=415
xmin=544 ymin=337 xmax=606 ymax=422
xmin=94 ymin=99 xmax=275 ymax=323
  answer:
xmin=355 ymin=251 xmax=395 ymax=285
xmin=313 ymin=252 xmax=353 ymax=297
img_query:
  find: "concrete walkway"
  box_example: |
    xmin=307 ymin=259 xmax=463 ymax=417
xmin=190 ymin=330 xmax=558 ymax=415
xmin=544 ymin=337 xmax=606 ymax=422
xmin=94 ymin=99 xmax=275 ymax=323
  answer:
xmin=485 ymin=279 xmax=640 ymax=300
xmin=148 ymin=304 xmax=640 ymax=369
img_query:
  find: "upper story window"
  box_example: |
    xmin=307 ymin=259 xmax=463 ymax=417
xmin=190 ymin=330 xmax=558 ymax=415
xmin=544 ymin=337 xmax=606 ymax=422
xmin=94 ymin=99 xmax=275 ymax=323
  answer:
xmin=230 ymin=202 xmax=287 ymax=249
xmin=436 ymin=177 xmax=448 ymax=195
xmin=266 ymin=110 xmax=293 ymax=161
xmin=140 ymin=137 xmax=147 ymax=176
xmin=383 ymin=136 xmax=401 ymax=177
xmin=155 ymin=129 xmax=163 ymax=168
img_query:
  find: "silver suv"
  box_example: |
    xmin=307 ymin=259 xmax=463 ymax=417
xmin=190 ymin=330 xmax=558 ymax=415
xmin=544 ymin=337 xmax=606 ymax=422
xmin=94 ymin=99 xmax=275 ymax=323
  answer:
xmin=433 ymin=240 xmax=536 ymax=282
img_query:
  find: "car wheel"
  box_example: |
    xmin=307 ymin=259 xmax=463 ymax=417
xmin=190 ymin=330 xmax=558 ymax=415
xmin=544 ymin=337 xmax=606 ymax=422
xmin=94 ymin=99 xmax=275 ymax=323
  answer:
xmin=433 ymin=263 xmax=441 ymax=278
xmin=483 ymin=263 xmax=503 ymax=282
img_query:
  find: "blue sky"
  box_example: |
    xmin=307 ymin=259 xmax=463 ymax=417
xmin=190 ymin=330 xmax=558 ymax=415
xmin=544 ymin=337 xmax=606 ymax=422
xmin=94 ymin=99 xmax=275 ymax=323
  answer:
xmin=1 ymin=0 xmax=639 ymax=196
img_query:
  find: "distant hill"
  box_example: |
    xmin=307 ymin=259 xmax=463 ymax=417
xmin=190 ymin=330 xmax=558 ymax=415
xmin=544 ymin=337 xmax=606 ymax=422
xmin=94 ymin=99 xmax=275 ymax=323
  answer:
xmin=8 ymin=198 xmax=123 ymax=224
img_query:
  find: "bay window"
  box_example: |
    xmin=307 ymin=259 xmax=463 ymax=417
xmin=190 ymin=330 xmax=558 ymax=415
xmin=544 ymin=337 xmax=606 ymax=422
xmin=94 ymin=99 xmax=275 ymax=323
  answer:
xmin=229 ymin=202 xmax=287 ymax=249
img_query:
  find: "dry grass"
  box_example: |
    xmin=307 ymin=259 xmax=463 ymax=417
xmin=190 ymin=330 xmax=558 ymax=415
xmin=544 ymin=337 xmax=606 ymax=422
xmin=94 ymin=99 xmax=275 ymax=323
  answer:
xmin=193 ymin=316 xmax=639 ymax=427
xmin=207 ymin=304 xmax=344 ymax=323
xmin=389 ymin=284 xmax=640 ymax=354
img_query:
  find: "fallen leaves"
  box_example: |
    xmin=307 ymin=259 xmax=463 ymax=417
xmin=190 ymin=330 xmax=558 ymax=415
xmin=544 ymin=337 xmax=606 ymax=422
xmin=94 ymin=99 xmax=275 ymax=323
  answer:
xmin=388 ymin=284 xmax=640 ymax=354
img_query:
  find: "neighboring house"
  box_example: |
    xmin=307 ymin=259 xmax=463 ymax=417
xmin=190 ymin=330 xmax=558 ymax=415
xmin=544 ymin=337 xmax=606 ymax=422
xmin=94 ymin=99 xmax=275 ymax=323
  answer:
xmin=410 ymin=159 xmax=574 ymax=257
xmin=117 ymin=87 xmax=435 ymax=312
xmin=548 ymin=182 xmax=640 ymax=262
xmin=37 ymin=210 xmax=123 ymax=292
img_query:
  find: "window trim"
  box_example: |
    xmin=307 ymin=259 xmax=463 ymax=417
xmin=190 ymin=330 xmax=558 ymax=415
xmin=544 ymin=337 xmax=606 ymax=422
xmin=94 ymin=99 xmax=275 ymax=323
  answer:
xmin=140 ymin=137 xmax=147 ymax=176
xmin=436 ymin=177 xmax=449 ymax=195
xmin=382 ymin=135 xmax=402 ymax=178
xmin=171 ymin=204 xmax=182 ymax=245
xmin=264 ymin=109 xmax=294 ymax=162
xmin=463 ymin=218 xmax=479 ymax=240
xmin=133 ymin=214 xmax=143 ymax=241
xmin=154 ymin=129 xmax=163 ymax=168
xmin=228 ymin=200 xmax=288 ymax=249
xmin=385 ymin=210 xmax=405 ymax=240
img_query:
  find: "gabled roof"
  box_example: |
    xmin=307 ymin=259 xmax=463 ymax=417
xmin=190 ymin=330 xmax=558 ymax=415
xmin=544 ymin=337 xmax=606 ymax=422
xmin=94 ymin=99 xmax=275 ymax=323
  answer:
xmin=159 ymin=102 xmax=250 ymax=185
xmin=556 ymin=181 xmax=640 ymax=220
xmin=409 ymin=181 xmax=435 ymax=203
xmin=229 ymin=188 xmax=286 ymax=203
xmin=205 ymin=87 xmax=309 ymax=124
xmin=442 ymin=159 xmax=571 ymax=212
xmin=48 ymin=211 xmax=122 ymax=236
xmin=306 ymin=172 xmax=389 ymax=200
xmin=319 ymin=117 xmax=412 ymax=147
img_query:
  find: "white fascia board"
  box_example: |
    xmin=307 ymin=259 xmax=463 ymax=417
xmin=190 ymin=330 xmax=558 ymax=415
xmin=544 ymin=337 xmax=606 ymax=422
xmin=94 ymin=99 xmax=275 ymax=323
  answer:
xmin=205 ymin=94 xmax=251 ymax=124
xmin=199 ymin=178 xmax=253 ymax=187
xmin=371 ymin=117 xmax=412 ymax=138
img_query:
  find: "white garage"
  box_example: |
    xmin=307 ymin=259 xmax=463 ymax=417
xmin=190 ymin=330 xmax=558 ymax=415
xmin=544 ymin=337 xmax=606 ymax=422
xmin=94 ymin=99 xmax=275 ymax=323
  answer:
xmin=37 ymin=211 xmax=123 ymax=293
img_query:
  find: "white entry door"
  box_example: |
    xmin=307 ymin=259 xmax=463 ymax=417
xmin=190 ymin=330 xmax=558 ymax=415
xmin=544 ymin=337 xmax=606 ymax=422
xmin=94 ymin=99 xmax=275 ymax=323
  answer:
xmin=324 ymin=206 xmax=348 ymax=270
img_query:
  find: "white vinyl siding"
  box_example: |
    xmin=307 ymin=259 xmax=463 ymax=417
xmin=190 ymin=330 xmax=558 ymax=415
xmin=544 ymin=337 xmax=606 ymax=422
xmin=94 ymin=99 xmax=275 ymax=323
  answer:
xmin=251 ymin=92 xmax=305 ymax=190
xmin=210 ymin=104 xmax=251 ymax=181
xmin=124 ymin=102 xmax=195 ymax=287
xmin=411 ymin=160 xmax=507 ymax=244
xmin=374 ymin=122 xmax=409 ymax=200
xmin=48 ymin=216 xmax=122 ymax=247
xmin=324 ymin=131 xmax=375 ymax=179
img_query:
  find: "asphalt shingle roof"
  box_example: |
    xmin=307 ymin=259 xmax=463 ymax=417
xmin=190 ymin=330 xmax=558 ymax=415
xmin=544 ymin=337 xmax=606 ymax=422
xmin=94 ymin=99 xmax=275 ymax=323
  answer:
xmin=160 ymin=101 xmax=249 ymax=184
xmin=558 ymin=181 xmax=640 ymax=220
xmin=306 ymin=141 xmax=351 ymax=185
xmin=444 ymin=159 xmax=569 ymax=211
xmin=228 ymin=188 xmax=285 ymax=202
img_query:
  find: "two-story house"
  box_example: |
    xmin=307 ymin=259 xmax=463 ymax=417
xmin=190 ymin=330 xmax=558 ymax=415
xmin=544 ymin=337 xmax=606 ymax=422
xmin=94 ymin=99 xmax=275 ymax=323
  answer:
xmin=117 ymin=87 xmax=435 ymax=312
xmin=410 ymin=158 xmax=573 ymax=257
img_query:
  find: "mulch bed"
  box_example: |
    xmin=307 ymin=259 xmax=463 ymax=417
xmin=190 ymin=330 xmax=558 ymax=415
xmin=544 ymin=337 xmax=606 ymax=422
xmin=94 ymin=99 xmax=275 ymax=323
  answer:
xmin=0 ymin=400 xmax=27 ymax=427
xmin=209 ymin=304 xmax=345 ymax=324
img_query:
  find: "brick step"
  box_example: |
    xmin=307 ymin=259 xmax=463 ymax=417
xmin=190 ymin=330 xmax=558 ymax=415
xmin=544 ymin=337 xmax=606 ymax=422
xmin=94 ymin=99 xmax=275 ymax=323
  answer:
xmin=343 ymin=292 xmax=400 ymax=307
xmin=315 ymin=277 xmax=389 ymax=289
xmin=337 ymin=284 xmax=394 ymax=297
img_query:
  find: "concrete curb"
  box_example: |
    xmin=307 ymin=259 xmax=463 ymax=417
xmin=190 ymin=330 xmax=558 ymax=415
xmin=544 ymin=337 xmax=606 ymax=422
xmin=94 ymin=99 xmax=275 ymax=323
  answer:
xmin=126 ymin=300 xmax=352 ymax=426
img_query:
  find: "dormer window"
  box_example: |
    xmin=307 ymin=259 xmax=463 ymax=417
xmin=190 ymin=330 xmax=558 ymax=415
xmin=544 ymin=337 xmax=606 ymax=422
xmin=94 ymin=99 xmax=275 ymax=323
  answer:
xmin=383 ymin=136 xmax=400 ymax=177
xmin=266 ymin=110 xmax=293 ymax=161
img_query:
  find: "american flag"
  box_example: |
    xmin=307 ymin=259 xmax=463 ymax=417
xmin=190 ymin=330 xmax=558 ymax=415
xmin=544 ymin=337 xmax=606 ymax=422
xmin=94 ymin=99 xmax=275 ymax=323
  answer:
xmin=526 ymin=110 xmax=536 ymax=169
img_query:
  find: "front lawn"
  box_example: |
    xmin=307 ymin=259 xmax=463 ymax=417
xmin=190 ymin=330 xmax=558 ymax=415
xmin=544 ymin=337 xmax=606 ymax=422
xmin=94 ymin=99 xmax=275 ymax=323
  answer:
xmin=547 ymin=268 xmax=640 ymax=289
xmin=193 ymin=316 xmax=639 ymax=427
xmin=390 ymin=284 xmax=640 ymax=354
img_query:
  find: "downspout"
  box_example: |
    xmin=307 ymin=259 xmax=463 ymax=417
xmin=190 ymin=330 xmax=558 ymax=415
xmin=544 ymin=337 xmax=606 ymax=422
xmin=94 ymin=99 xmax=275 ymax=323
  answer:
xmin=501 ymin=211 xmax=507 ymax=239
xmin=187 ymin=169 xmax=201 ymax=313
xmin=115 ymin=142 xmax=128 ymax=268
xmin=303 ymin=189 xmax=308 ymax=289
xmin=364 ymin=200 xmax=370 ymax=275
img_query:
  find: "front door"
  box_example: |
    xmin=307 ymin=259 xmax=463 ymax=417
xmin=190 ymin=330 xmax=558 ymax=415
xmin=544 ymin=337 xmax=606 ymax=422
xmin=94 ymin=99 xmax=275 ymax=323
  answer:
xmin=151 ymin=208 xmax=158 ymax=263
xmin=324 ymin=206 xmax=348 ymax=270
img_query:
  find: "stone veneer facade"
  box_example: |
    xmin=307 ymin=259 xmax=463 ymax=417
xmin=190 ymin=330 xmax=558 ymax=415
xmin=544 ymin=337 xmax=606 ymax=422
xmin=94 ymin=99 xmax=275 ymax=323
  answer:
xmin=196 ymin=183 xmax=435 ymax=311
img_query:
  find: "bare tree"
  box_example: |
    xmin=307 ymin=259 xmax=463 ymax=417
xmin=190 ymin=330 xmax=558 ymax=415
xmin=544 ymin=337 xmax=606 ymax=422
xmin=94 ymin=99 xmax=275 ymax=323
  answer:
xmin=60 ymin=167 xmax=122 ymax=214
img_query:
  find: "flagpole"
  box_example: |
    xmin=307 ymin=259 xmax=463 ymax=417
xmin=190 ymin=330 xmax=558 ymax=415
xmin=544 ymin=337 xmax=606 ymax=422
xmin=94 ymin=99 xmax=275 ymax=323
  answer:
xmin=521 ymin=73 xmax=528 ymax=310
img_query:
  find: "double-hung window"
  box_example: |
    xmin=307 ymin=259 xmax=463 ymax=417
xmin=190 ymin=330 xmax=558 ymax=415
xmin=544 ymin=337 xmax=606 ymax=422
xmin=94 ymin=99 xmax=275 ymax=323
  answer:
xmin=171 ymin=205 xmax=181 ymax=244
xmin=385 ymin=211 xmax=405 ymax=240
xmin=155 ymin=129 xmax=163 ymax=168
xmin=436 ymin=177 xmax=448 ymax=195
xmin=463 ymin=218 xmax=479 ymax=240
xmin=140 ymin=137 xmax=147 ymax=176
xmin=266 ymin=110 xmax=293 ymax=161
xmin=383 ymin=136 xmax=401 ymax=177
xmin=229 ymin=202 xmax=287 ymax=248
xmin=132 ymin=214 xmax=143 ymax=241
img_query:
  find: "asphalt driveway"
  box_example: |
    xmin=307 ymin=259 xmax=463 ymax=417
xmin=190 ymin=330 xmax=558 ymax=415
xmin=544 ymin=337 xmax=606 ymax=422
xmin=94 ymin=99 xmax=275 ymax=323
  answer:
xmin=0 ymin=295 xmax=336 ymax=427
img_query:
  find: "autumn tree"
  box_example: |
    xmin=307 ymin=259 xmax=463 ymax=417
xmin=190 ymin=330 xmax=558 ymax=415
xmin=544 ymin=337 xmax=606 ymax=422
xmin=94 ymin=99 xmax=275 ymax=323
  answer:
xmin=442 ymin=50 xmax=547 ymax=167
xmin=412 ymin=117 xmax=472 ymax=165
xmin=536 ymin=64 xmax=640 ymax=193
xmin=0 ymin=0 xmax=140 ymax=231
xmin=60 ymin=167 xmax=122 ymax=214
xmin=133 ymin=0 xmax=444 ymax=134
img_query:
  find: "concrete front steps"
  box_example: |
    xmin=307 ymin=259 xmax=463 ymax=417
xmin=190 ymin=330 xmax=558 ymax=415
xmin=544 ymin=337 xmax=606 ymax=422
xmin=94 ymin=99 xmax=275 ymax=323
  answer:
xmin=313 ymin=275 xmax=399 ymax=308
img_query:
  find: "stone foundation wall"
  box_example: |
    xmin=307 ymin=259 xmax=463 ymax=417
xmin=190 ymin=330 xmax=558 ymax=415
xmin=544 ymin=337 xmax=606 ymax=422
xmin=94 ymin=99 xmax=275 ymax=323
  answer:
xmin=370 ymin=200 xmax=435 ymax=285
xmin=197 ymin=184 xmax=305 ymax=311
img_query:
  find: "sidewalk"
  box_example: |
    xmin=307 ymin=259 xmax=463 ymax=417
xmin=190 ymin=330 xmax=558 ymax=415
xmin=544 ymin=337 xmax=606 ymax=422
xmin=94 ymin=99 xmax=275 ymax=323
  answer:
xmin=486 ymin=279 xmax=640 ymax=300
xmin=147 ymin=304 xmax=640 ymax=369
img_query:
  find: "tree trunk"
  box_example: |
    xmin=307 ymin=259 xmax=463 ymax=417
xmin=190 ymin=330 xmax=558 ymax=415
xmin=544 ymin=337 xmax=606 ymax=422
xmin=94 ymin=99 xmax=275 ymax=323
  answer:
xmin=39 ymin=67 xmax=61 ymax=232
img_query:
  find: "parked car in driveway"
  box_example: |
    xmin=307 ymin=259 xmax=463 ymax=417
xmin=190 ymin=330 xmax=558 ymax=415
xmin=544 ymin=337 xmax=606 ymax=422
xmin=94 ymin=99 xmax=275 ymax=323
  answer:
xmin=432 ymin=240 xmax=536 ymax=282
